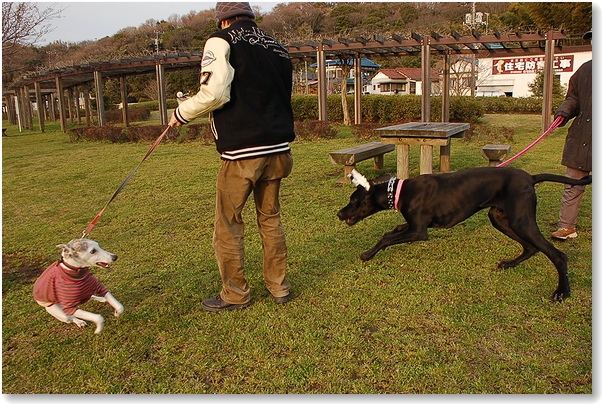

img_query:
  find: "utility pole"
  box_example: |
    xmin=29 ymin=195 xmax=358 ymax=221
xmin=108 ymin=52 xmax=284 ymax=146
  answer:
xmin=463 ymin=2 xmax=488 ymax=96
xmin=153 ymin=30 xmax=164 ymax=54
xmin=470 ymin=2 xmax=476 ymax=96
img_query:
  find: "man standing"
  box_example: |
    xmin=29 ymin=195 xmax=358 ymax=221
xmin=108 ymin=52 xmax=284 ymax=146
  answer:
xmin=551 ymin=30 xmax=592 ymax=240
xmin=169 ymin=2 xmax=295 ymax=311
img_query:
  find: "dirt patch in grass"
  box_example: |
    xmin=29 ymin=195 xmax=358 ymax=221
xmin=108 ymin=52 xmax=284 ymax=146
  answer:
xmin=2 ymin=252 xmax=47 ymax=290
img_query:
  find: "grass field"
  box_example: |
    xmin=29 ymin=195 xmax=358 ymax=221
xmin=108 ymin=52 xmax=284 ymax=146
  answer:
xmin=2 ymin=114 xmax=592 ymax=394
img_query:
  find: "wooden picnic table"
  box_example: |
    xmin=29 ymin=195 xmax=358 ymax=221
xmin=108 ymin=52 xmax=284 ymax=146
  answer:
xmin=376 ymin=122 xmax=470 ymax=179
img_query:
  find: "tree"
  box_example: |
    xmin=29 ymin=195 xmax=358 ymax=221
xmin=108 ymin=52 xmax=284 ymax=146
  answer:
xmin=2 ymin=2 xmax=63 ymax=54
xmin=528 ymin=70 xmax=566 ymax=97
xmin=524 ymin=2 xmax=591 ymax=34
xmin=336 ymin=57 xmax=353 ymax=125
xmin=2 ymin=2 xmax=63 ymax=87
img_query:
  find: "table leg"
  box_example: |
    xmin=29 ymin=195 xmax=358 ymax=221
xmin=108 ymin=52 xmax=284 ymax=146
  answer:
xmin=397 ymin=144 xmax=410 ymax=179
xmin=420 ymin=144 xmax=433 ymax=175
xmin=440 ymin=140 xmax=451 ymax=173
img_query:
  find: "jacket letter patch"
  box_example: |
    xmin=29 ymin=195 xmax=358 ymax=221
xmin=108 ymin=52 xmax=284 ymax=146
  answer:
xmin=200 ymin=71 xmax=212 ymax=85
xmin=201 ymin=51 xmax=216 ymax=67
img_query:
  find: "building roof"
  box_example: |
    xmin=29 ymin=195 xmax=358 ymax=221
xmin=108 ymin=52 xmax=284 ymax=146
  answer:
xmin=377 ymin=67 xmax=439 ymax=81
xmin=311 ymin=58 xmax=381 ymax=69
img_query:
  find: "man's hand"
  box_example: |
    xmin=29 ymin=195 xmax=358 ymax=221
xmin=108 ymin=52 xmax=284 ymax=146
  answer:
xmin=169 ymin=113 xmax=182 ymax=128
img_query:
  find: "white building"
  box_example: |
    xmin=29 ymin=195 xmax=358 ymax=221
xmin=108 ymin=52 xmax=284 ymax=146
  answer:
xmin=368 ymin=68 xmax=441 ymax=96
xmin=361 ymin=50 xmax=591 ymax=98
xmin=475 ymin=50 xmax=592 ymax=97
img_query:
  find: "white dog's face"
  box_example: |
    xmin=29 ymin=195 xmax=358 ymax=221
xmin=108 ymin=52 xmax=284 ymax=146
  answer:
xmin=58 ymin=239 xmax=118 ymax=269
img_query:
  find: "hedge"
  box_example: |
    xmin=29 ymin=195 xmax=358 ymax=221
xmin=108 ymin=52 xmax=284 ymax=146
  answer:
xmin=114 ymin=95 xmax=562 ymax=125
xmin=106 ymin=107 xmax=151 ymax=123
xmin=67 ymin=121 xmax=343 ymax=144
xmin=68 ymin=125 xmax=195 ymax=143
xmin=291 ymin=94 xmax=565 ymax=124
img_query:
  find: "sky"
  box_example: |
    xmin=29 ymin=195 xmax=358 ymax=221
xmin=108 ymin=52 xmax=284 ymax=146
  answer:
xmin=37 ymin=1 xmax=281 ymax=45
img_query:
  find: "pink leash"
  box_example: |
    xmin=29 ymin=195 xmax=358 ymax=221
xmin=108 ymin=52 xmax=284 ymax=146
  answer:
xmin=82 ymin=126 xmax=170 ymax=238
xmin=497 ymin=116 xmax=564 ymax=167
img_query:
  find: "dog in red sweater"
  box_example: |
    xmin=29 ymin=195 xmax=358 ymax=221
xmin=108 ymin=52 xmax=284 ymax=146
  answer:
xmin=33 ymin=239 xmax=124 ymax=334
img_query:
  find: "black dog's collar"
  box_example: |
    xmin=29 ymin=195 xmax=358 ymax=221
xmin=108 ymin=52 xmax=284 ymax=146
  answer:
xmin=387 ymin=177 xmax=396 ymax=210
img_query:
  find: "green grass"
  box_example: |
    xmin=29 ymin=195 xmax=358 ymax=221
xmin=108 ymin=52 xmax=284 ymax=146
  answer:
xmin=2 ymin=115 xmax=592 ymax=393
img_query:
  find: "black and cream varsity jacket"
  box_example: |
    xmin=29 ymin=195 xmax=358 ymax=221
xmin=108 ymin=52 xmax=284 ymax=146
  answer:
xmin=174 ymin=19 xmax=295 ymax=160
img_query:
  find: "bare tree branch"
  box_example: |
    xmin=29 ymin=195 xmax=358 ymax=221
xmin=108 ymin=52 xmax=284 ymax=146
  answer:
xmin=2 ymin=2 xmax=63 ymax=54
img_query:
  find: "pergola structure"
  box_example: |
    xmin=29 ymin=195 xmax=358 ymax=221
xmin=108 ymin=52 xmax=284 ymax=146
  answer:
xmin=4 ymin=52 xmax=203 ymax=132
xmin=4 ymin=29 xmax=591 ymax=133
xmin=287 ymin=29 xmax=589 ymax=130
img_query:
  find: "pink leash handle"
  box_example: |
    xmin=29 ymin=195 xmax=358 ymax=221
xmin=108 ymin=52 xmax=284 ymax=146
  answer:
xmin=497 ymin=115 xmax=564 ymax=167
xmin=82 ymin=126 xmax=170 ymax=238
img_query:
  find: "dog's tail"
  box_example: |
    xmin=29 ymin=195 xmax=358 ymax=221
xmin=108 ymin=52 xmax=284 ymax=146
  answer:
xmin=532 ymin=173 xmax=592 ymax=186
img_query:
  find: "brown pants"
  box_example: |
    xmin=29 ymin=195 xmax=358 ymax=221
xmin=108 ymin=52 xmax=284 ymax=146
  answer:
xmin=558 ymin=166 xmax=589 ymax=229
xmin=213 ymin=152 xmax=293 ymax=304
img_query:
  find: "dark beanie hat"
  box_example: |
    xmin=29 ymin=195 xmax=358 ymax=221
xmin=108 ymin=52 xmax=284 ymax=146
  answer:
xmin=215 ymin=2 xmax=255 ymax=22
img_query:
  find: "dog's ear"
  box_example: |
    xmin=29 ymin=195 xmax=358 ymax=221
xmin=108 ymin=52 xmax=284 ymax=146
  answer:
xmin=56 ymin=243 xmax=74 ymax=258
xmin=348 ymin=169 xmax=371 ymax=191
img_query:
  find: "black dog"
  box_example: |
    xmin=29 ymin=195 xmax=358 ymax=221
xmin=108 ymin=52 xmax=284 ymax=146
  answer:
xmin=337 ymin=167 xmax=592 ymax=301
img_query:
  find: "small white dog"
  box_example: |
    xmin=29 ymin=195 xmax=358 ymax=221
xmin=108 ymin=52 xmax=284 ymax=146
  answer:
xmin=33 ymin=238 xmax=124 ymax=334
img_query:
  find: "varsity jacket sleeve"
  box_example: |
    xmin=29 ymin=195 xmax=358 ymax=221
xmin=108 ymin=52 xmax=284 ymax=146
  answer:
xmin=173 ymin=37 xmax=234 ymax=124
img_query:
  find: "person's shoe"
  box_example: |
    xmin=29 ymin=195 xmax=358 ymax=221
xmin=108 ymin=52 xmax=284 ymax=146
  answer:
xmin=273 ymin=294 xmax=291 ymax=304
xmin=201 ymin=295 xmax=252 ymax=312
xmin=551 ymin=228 xmax=578 ymax=240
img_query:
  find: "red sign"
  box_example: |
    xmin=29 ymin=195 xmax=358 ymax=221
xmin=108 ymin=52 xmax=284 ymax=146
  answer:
xmin=492 ymin=55 xmax=574 ymax=75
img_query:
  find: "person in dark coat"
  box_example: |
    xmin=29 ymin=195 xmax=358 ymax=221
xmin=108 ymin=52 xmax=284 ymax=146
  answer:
xmin=551 ymin=30 xmax=592 ymax=240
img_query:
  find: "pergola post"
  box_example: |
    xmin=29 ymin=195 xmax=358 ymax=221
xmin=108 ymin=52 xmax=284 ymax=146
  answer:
xmin=22 ymin=85 xmax=33 ymax=129
xmin=82 ymin=86 xmax=92 ymax=126
xmin=34 ymin=81 xmax=45 ymax=132
xmin=442 ymin=52 xmax=451 ymax=123
xmin=120 ymin=75 xmax=129 ymax=127
xmin=55 ymin=77 xmax=67 ymax=132
xmin=156 ymin=63 xmax=168 ymax=125
xmin=49 ymin=92 xmax=57 ymax=121
xmin=542 ymin=29 xmax=555 ymax=132
xmin=5 ymin=95 xmax=16 ymax=125
xmin=67 ymin=87 xmax=75 ymax=123
xmin=421 ymin=37 xmax=431 ymax=123
xmin=317 ymin=43 xmax=327 ymax=122
xmin=74 ymin=88 xmax=82 ymax=125
xmin=94 ymin=70 xmax=106 ymax=126
xmin=353 ymin=54 xmax=362 ymax=125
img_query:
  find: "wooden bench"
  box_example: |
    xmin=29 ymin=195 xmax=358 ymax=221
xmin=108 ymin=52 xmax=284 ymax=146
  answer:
xmin=329 ymin=141 xmax=395 ymax=181
xmin=481 ymin=144 xmax=511 ymax=166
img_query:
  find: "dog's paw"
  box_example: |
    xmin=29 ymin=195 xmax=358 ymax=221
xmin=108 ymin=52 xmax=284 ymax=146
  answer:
xmin=114 ymin=305 xmax=124 ymax=317
xmin=94 ymin=317 xmax=105 ymax=334
xmin=72 ymin=317 xmax=87 ymax=328
xmin=497 ymin=259 xmax=520 ymax=269
xmin=360 ymin=251 xmax=375 ymax=261
xmin=552 ymin=289 xmax=570 ymax=303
